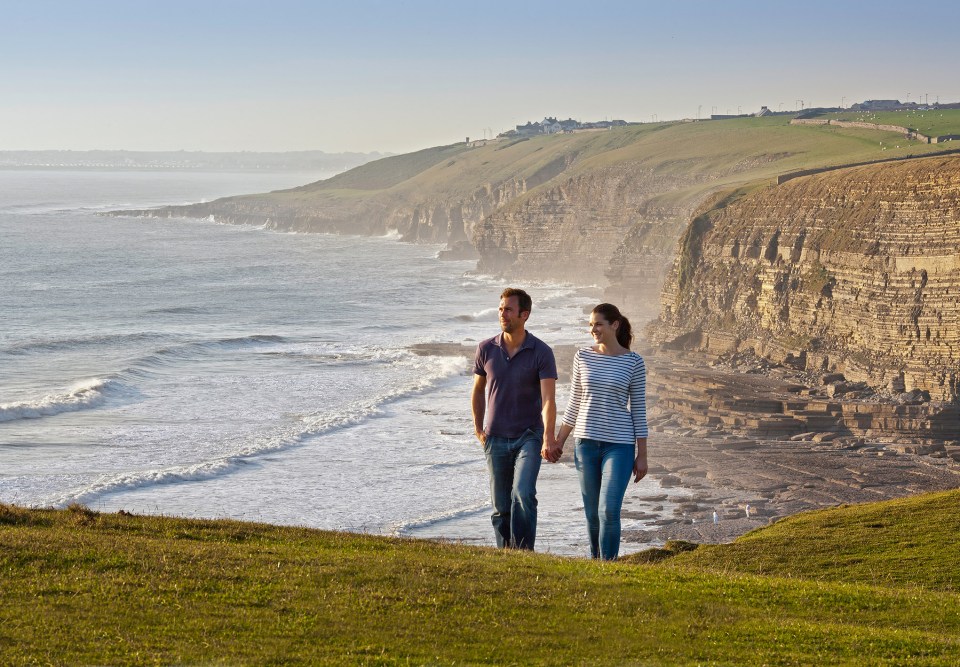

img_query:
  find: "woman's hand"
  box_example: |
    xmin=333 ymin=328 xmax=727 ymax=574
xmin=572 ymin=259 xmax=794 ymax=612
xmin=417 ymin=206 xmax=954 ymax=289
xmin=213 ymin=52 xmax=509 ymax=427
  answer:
xmin=633 ymin=437 xmax=648 ymax=482
xmin=633 ymin=455 xmax=648 ymax=483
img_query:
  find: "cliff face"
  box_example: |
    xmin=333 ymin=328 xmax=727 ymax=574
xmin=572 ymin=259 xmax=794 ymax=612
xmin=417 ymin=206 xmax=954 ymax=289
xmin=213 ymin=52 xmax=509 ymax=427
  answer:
xmin=473 ymin=162 xmax=705 ymax=318
xmin=146 ymin=177 xmax=528 ymax=247
xmin=111 ymin=141 xmax=581 ymax=257
xmin=655 ymin=155 xmax=960 ymax=400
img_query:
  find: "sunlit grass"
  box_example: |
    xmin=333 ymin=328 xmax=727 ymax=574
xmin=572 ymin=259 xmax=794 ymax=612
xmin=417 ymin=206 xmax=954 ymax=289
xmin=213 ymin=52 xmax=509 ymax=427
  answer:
xmin=817 ymin=109 xmax=960 ymax=137
xmin=4 ymin=492 xmax=960 ymax=664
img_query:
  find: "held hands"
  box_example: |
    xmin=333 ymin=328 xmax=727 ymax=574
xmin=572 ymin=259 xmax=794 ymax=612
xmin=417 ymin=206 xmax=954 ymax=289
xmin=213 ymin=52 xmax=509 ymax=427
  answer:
xmin=541 ymin=432 xmax=565 ymax=463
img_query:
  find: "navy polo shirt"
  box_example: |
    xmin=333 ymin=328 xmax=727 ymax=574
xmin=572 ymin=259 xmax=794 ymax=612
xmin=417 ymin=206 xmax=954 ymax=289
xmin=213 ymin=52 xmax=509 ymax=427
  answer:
xmin=474 ymin=331 xmax=557 ymax=438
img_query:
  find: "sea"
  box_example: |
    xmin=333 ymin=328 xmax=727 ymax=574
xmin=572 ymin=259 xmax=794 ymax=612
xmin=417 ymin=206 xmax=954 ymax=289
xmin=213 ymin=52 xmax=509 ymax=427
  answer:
xmin=0 ymin=168 xmax=681 ymax=556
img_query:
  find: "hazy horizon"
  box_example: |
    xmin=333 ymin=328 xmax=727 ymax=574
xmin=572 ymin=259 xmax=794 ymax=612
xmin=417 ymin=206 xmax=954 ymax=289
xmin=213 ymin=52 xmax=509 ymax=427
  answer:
xmin=5 ymin=0 xmax=959 ymax=155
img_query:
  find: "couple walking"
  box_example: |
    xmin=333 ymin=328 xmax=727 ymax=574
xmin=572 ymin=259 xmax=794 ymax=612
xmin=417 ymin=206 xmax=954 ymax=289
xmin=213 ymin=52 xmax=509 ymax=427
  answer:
xmin=472 ymin=288 xmax=648 ymax=560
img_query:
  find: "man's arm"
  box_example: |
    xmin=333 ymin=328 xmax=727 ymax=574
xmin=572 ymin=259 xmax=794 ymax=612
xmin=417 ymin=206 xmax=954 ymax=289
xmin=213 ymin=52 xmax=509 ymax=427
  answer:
xmin=471 ymin=374 xmax=487 ymax=446
xmin=540 ymin=378 xmax=559 ymax=461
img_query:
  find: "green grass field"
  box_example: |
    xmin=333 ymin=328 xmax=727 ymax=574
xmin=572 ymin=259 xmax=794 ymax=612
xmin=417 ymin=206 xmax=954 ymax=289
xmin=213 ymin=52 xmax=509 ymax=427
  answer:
xmin=229 ymin=114 xmax=955 ymax=222
xmin=817 ymin=109 xmax=960 ymax=138
xmin=4 ymin=491 xmax=960 ymax=665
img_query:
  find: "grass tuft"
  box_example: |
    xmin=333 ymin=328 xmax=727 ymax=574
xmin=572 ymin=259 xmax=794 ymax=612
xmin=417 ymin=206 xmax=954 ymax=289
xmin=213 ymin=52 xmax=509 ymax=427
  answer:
xmin=0 ymin=503 xmax=34 ymax=526
xmin=622 ymin=539 xmax=700 ymax=564
xmin=66 ymin=503 xmax=99 ymax=526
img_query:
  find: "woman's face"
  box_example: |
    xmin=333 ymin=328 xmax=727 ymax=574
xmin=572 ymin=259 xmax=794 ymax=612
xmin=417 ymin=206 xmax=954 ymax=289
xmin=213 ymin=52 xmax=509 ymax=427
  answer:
xmin=589 ymin=313 xmax=618 ymax=345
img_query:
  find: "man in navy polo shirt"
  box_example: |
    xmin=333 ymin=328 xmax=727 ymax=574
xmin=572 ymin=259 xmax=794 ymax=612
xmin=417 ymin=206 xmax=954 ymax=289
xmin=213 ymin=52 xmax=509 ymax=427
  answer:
xmin=472 ymin=287 xmax=558 ymax=550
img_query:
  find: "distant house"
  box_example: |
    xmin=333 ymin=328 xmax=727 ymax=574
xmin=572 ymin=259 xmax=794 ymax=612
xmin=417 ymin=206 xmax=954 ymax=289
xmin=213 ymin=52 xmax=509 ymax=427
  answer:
xmin=515 ymin=122 xmax=542 ymax=137
xmin=851 ymin=100 xmax=903 ymax=111
xmin=755 ymin=106 xmax=771 ymax=117
xmin=506 ymin=116 xmax=614 ymax=137
xmin=541 ymin=117 xmax=562 ymax=134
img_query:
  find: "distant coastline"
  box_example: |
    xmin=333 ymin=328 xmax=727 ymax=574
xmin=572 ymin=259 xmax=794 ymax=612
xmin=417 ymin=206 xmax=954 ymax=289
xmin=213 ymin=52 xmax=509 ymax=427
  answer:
xmin=0 ymin=149 xmax=389 ymax=172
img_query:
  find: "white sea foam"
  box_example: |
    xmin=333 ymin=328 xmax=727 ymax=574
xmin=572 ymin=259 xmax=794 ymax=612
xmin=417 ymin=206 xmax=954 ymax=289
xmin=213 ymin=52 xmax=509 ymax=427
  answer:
xmin=454 ymin=306 xmax=498 ymax=322
xmin=0 ymin=378 xmax=115 ymax=423
xmin=389 ymin=501 xmax=491 ymax=536
xmin=47 ymin=356 xmax=466 ymax=507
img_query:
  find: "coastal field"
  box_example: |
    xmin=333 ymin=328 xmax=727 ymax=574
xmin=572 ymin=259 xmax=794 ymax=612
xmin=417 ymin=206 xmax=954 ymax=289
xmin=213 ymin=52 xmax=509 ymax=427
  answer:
xmin=4 ymin=490 xmax=960 ymax=665
xmin=241 ymin=115 xmax=954 ymax=215
xmin=816 ymin=109 xmax=960 ymax=137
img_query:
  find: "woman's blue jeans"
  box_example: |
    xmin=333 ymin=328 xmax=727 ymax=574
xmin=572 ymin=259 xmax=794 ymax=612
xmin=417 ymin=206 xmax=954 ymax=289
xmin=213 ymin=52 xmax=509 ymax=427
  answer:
xmin=574 ymin=438 xmax=634 ymax=560
xmin=483 ymin=429 xmax=542 ymax=550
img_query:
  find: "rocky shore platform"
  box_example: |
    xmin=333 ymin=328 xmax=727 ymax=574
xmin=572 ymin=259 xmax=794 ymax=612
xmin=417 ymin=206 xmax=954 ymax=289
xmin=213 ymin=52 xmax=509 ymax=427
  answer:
xmin=411 ymin=342 xmax=960 ymax=546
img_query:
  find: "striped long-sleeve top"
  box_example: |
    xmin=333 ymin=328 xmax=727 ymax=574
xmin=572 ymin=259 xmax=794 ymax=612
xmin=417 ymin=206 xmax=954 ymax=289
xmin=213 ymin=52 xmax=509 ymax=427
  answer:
xmin=561 ymin=347 xmax=648 ymax=444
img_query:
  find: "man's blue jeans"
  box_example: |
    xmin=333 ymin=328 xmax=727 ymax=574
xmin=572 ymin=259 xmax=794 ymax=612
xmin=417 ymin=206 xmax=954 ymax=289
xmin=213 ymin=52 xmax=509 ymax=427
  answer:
xmin=483 ymin=429 xmax=542 ymax=550
xmin=574 ymin=438 xmax=634 ymax=560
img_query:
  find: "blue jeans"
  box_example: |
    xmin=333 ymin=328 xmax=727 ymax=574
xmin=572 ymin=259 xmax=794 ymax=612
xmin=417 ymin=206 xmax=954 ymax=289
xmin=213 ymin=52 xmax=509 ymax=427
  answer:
xmin=483 ymin=429 xmax=543 ymax=550
xmin=575 ymin=438 xmax=635 ymax=560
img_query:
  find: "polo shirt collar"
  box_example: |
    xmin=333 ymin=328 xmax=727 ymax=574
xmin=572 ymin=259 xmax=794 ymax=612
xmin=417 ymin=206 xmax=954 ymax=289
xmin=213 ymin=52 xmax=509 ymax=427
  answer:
xmin=495 ymin=331 xmax=535 ymax=350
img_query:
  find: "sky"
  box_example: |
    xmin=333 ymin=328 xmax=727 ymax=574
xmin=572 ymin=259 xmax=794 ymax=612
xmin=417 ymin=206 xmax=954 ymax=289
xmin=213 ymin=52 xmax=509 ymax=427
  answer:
xmin=3 ymin=0 xmax=959 ymax=154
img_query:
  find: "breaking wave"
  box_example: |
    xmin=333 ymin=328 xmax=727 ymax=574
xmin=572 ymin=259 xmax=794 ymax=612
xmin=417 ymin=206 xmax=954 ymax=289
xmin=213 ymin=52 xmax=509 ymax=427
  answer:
xmin=0 ymin=379 xmax=118 ymax=423
xmin=453 ymin=307 xmax=497 ymax=322
xmin=389 ymin=501 xmax=490 ymax=536
xmin=48 ymin=356 xmax=466 ymax=507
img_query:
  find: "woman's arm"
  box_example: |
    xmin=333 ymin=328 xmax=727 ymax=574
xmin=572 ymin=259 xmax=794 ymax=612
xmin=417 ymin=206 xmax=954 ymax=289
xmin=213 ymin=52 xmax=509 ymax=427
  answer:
xmin=556 ymin=352 xmax=583 ymax=450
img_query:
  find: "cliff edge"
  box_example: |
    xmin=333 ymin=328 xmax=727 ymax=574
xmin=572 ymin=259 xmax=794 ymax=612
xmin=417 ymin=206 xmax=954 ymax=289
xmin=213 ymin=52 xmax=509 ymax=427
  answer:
xmin=654 ymin=154 xmax=960 ymax=401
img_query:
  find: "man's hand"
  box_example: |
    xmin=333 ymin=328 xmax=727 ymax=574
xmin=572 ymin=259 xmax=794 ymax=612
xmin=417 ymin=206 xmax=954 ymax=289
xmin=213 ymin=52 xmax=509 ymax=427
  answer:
xmin=476 ymin=430 xmax=487 ymax=447
xmin=541 ymin=433 xmax=563 ymax=463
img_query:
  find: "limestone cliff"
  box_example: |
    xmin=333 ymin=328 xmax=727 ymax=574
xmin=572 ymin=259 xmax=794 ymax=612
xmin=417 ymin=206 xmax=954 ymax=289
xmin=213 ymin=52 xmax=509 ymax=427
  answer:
xmin=654 ymin=155 xmax=960 ymax=400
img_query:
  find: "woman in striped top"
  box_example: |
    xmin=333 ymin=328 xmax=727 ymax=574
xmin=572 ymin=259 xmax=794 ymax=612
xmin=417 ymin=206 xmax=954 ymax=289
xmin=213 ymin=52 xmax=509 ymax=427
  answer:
xmin=552 ymin=303 xmax=648 ymax=560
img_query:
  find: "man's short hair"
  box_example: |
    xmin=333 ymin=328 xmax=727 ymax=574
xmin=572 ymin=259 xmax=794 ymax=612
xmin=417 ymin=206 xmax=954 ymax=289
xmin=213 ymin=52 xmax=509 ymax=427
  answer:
xmin=500 ymin=287 xmax=532 ymax=315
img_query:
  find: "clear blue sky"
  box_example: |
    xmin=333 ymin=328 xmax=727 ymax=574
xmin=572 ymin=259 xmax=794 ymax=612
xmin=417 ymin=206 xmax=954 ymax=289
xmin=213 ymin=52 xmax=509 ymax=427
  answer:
xmin=3 ymin=0 xmax=958 ymax=154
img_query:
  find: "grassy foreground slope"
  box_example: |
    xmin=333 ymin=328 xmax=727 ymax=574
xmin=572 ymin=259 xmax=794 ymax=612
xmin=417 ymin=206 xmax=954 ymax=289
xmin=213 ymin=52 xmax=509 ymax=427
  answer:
xmin=3 ymin=496 xmax=960 ymax=665
xmin=667 ymin=489 xmax=960 ymax=590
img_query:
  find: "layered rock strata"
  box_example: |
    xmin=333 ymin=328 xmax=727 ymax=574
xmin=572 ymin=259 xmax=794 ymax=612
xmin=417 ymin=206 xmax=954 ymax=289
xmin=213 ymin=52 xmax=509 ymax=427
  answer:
xmin=654 ymin=155 xmax=960 ymax=401
xmin=646 ymin=352 xmax=960 ymax=442
xmin=473 ymin=163 xmax=707 ymax=317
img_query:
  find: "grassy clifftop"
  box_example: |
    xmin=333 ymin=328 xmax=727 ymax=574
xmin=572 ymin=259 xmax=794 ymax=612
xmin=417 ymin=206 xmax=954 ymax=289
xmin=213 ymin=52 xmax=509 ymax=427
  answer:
xmin=4 ymin=491 xmax=960 ymax=664
xmin=174 ymin=116 xmax=955 ymax=222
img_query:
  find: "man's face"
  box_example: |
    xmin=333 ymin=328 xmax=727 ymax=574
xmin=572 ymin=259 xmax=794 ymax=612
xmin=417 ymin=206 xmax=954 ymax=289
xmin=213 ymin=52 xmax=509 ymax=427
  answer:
xmin=498 ymin=296 xmax=528 ymax=334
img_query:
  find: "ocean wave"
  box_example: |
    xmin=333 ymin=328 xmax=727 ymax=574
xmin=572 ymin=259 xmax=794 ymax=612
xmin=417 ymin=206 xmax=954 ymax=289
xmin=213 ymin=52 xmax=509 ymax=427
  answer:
xmin=0 ymin=378 xmax=118 ymax=423
xmin=425 ymin=459 xmax=476 ymax=470
xmin=389 ymin=501 xmax=490 ymax=536
xmin=1 ymin=332 xmax=168 ymax=356
xmin=453 ymin=307 xmax=498 ymax=322
xmin=115 ymin=334 xmax=296 ymax=375
xmin=265 ymin=342 xmax=412 ymax=362
xmin=48 ymin=355 xmax=467 ymax=507
xmin=144 ymin=306 xmax=208 ymax=315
